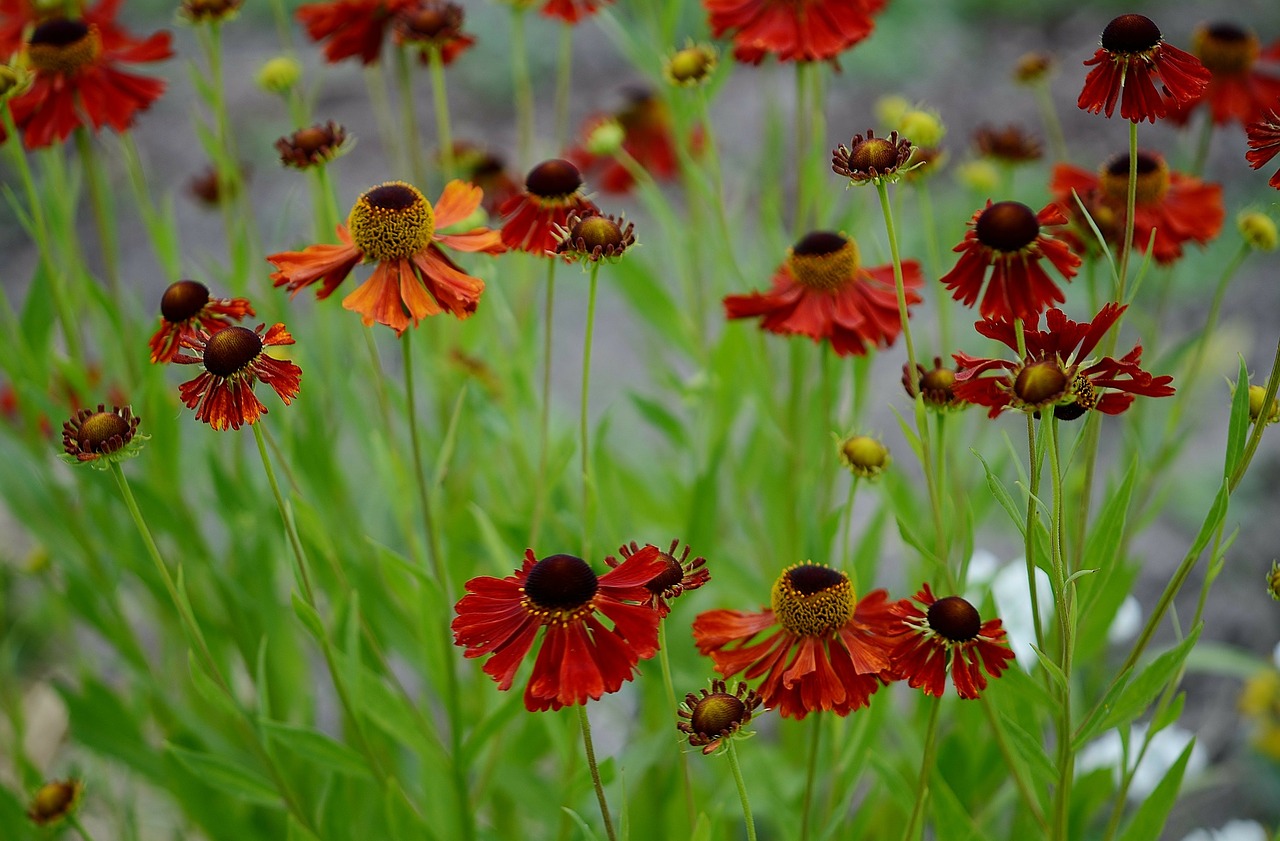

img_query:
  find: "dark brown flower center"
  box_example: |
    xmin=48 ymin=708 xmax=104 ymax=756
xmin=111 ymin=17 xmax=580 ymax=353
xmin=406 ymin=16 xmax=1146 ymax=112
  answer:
xmin=1100 ymin=151 xmax=1169 ymax=204
xmin=975 ymin=201 xmax=1040 ymax=253
xmin=1014 ymin=360 xmax=1068 ymax=406
xmin=29 ymin=18 xmax=88 ymax=47
xmin=347 ymin=181 xmax=435 ymax=262
xmin=524 ymin=554 xmax=599 ymax=611
xmin=27 ymin=19 xmax=100 ymax=73
xmin=293 ymin=126 xmax=332 ymax=153
xmin=525 ymin=159 xmax=583 ymax=199
xmin=78 ymin=411 xmax=129 ymax=452
xmin=571 ymin=216 xmax=624 ymax=252
xmin=689 ymin=693 xmax=746 ymax=736
xmin=772 ymin=563 xmax=854 ymax=637
xmin=927 ymin=596 xmax=982 ymax=642
xmin=160 ymin=280 xmax=211 ymax=323
xmin=647 ymin=552 xmax=685 ymax=593
xmin=30 ymin=781 xmax=78 ymax=821
xmin=851 ymin=138 xmax=900 ymax=173
xmin=1100 ymin=14 xmax=1162 ymax=55
xmin=1193 ymin=22 xmax=1259 ymax=75
xmin=203 ymin=326 xmax=262 ymax=377
xmin=792 ymin=231 xmax=848 ymax=257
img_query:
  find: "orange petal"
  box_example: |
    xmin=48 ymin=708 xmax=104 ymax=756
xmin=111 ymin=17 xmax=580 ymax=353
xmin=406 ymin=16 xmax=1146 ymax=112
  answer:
xmin=436 ymin=228 xmax=506 ymax=254
xmin=411 ymin=246 xmax=485 ymax=318
xmin=342 ymin=260 xmax=409 ymax=334
xmin=398 ymin=259 xmax=444 ymax=325
xmin=433 ymin=179 xmax=485 ymax=229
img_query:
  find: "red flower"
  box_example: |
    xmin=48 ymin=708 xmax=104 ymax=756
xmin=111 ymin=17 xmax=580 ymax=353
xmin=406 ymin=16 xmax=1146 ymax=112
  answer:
xmin=173 ymin=323 xmax=303 ymax=431
xmin=1169 ymin=22 xmax=1280 ymax=127
xmin=1078 ymin=13 xmax=1210 ymax=123
xmin=394 ymin=1 xmax=474 ymax=65
xmin=940 ymin=201 xmax=1080 ymax=324
xmin=570 ymin=89 xmax=684 ymax=194
xmin=604 ymin=539 xmax=709 ymax=618
xmin=703 ymin=0 xmax=885 ymax=65
xmin=953 ymin=303 xmax=1175 ymax=420
xmin=452 ymin=143 xmax=521 ymax=214
xmin=1051 ymin=150 xmax=1223 ymax=266
xmin=541 ymin=0 xmax=612 ymax=25
xmin=452 ymin=548 xmax=667 ymax=712
xmin=148 ymin=280 xmax=254 ymax=364
xmin=1246 ymin=110 xmax=1280 ymax=190
xmin=0 ymin=0 xmax=137 ymax=60
xmin=887 ymin=584 xmax=1014 ymax=699
xmin=267 ymin=180 xmax=504 ymax=334
xmin=723 ymin=230 xmax=921 ymax=357
xmin=296 ymin=0 xmax=414 ymax=65
xmin=692 ymin=563 xmax=896 ymax=720
xmin=9 ymin=6 xmax=172 ymax=148
xmin=499 ymin=159 xmax=599 ymax=255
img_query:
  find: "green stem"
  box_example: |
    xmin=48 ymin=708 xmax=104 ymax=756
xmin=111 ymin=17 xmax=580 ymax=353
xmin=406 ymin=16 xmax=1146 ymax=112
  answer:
xmin=577 ymin=705 xmax=617 ymax=841
xmin=875 ymin=181 xmax=920 ymax=385
xmin=310 ymin=164 xmax=343 ymax=245
xmin=72 ymin=128 xmax=119 ymax=298
xmin=800 ymin=713 xmax=822 ymax=841
xmin=915 ymin=182 xmax=949 ymax=353
xmin=726 ymin=739 xmax=759 ymax=841
xmin=1190 ymin=113 xmax=1214 ymax=176
xmin=580 ymin=263 xmax=601 ymax=561
xmin=251 ymin=423 xmax=315 ymax=603
xmin=794 ymin=63 xmax=810 ymax=233
xmin=401 ymin=331 xmax=446 ymax=585
xmin=554 ymin=25 xmax=573 ymax=149
xmin=1046 ymin=415 xmax=1074 ymax=841
xmin=902 ymin=695 xmax=942 ymax=841
xmin=427 ymin=45 xmax=455 ymax=181
xmin=365 ymin=65 xmax=401 ymax=166
xmin=657 ymin=623 xmax=696 ymax=828
xmin=395 ymin=47 xmax=427 ymax=186
xmin=1024 ymin=414 xmax=1047 ymax=654
xmin=530 ymin=258 xmax=558 ymax=548
xmin=510 ymin=8 xmax=535 ymax=169
xmin=67 ymin=813 xmax=97 ymax=841
xmin=1181 ymin=244 xmax=1248 ymax=399
xmin=695 ymin=85 xmax=740 ymax=282
xmin=1116 ymin=120 xmax=1139 ymax=301
xmin=840 ymin=476 xmax=860 ymax=577
xmin=1033 ymin=81 xmax=1068 ymax=164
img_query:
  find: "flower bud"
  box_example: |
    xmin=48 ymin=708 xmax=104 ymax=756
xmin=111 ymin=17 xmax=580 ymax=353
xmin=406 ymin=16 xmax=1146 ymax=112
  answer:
xmin=1249 ymin=384 xmax=1279 ymax=425
xmin=899 ymin=109 xmax=945 ymax=148
xmin=838 ymin=435 xmax=889 ymax=479
xmin=1238 ymin=211 xmax=1278 ymax=252
xmin=956 ymin=160 xmax=1001 ymax=193
xmin=257 ymin=56 xmax=302 ymax=95
xmin=584 ymin=119 xmax=624 ymax=157
xmin=874 ymin=95 xmax=911 ymax=128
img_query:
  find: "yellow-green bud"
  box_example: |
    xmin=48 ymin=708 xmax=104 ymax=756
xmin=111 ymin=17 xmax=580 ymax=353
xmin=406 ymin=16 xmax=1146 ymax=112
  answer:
xmin=874 ymin=95 xmax=911 ymax=129
xmin=585 ymin=119 xmax=624 ymax=157
xmin=838 ymin=435 xmax=889 ymax=479
xmin=1238 ymin=211 xmax=1278 ymax=252
xmin=0 ymin=64 xmax=32 ymax=101
xmin=899 ymin=109 xmax=945 ymax=148
xmin=257 ymin=56 xmax=302 ymax=96
xmin=1268 ymin=560 xmax=1280 ymax=601
xmin=1249 ymin=384 xmax=1279 ymax=425
xmin=664 ymin=43 xmax=718 ymax=87
xmin=956 ymin=160 xmax=1001 ymax=193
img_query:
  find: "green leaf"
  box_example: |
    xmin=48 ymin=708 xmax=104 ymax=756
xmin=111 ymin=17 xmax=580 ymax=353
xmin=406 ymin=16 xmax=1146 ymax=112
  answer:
xmin=629 ymin=393 xmax=688 ymax=448
xmin=187 ymin=649 xmax=237 ymax=718
xmin=1095 ymin=625 xmax=1202 ymax=735
xmin=1225 ymin=357 xmax=1250 ymax=477
xmin=973 ymin=450 xmax=1023 ymax=536
xmin=1184 ymin=643 xmax=1266 ymax=679
xmin=165 ymin=743 xmax=282 ymax=807
xmin=562 ymin=807 xmax=604 ymax=841
xmin=1030 ymin=645 xmax=1067 ymax=692
xmin=432 ymin=385 xmax=468 ymax=492
xmin=690 ymin=813 xmax=712 ymax=841
xmin=1150 ymin=692 xmax=1187 ymax=736
xmin=292 ymin=591 xmax=325 ymax=643
xmin=259 ymin=720 xmax=372 ymax=779
xmin=998 ymin=711 xmax=1056 ymax=786
xmin=1116 ymin=739 xmax=1195 ymax=841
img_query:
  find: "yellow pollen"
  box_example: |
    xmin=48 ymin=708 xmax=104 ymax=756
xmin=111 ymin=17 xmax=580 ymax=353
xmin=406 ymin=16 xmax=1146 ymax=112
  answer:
xmin=1193 ymin=26 xmax=1259 ymax=76
xmin=1100 ymin=155 xmax=1169 ymax=205
xmin=519 ymin=591 xmax=595 ymax=627
xmin=771 ymin=564 xmax=855 ymax=637
xmin=1069 ymin=375 xmax=1098 ymax=412
xmin=787 ymin=240 xmax=860 ymax=291
xmin=347 ymin=181 xmax=436 ymax=263
xmin=28 ymin=23 xmax=101 ymax=74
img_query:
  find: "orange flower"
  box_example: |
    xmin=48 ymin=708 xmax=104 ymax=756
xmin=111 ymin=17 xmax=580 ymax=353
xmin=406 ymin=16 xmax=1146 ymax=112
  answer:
xmin=1077 ymin=14 xmax=1209 ymax=123
xmin=267 ymin=180 xmax=505 ymax=334
xmin=1169 ymin=22 xmax=1280 ymax=127
xmin=173 ymin=323 xmax=302 ymax=431
xmin=887 ymin=584 xmax=1014 ymax=699
xmin=703 ymin=0 xmax=885 ymax=65
xmin=570 ymin=89 xmax=685 ymax=194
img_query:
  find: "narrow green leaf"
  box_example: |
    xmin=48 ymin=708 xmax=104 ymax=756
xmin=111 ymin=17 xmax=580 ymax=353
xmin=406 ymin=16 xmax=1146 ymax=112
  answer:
xmin=164 ymin=743 xmax=281 ymax=807
xmin=291 ymin=591 xmax=325 ymax=642
xmin=973 ymin=450 xmax=1023 ymax=536
xmin=629 ymin=393 xmax=688 ymax=448
xmin=561 ymin=807 xmax=604 ymax=841
xmin=1225 ymin=356 xmax=1250 ymax=477
xmin=1149 ymin=692 xmax=1187 ymax=736
xmin=259 ymin=720 xmax=372 ymax=779
xmin=690 ymin=813 xmax=712 ymax=841
xmin=187 ymin=649 xmax=237 ymax=718
xmin=1030 ymin=645 xmax=1067 ymax=691
xmin=1096 ymin=625 xmax=1202 ymax=734
xmin=998 ymin=711 xmax=1056 ymax=786
xmin=255 ymin=637 xmax=272 ymax=719
xmin=431 ymin=385 xmax=468 ymax=492
xmin=1065 ymin=568 xmax=1098 ymax=586
xmin=1116 ymin=739 xmax=1195 ymax=841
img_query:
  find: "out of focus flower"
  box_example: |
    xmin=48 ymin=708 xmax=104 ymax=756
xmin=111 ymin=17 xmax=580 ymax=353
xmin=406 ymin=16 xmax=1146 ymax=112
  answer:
xmin=572 ymin=89 xmax=684 ymax=194
xmin=1170 ymin=23 xmax=1280 ymax=127
xmin=179 ymin=0 xmax=244 ymax=24
xmin=1246 ymin=110 xmax=1280 ymax=190
xmin=393 ymin=1 xmax=474 ymax=65
xmin=973 ymin=124 xmax=1042 ymax=164
xmin=26 ymin=779 xmax=82 ymax=826
xmin=838 ymin=435 xmax=889 ymax=479
xmin=1013 ymin=51 xmax=1054 ymax=85
xmin=276 ymin=122 xmax=349 ymax=170
xmin=541 ymin=0 xmax=611 ymax=25
xmin=1077 ymin=13 xmax=1209 ymax=123
xmin=1249 ymin=385 xmax=1279 ymax=426
xmin=256 ymin=55 xmax=302 ymax=94
xmin=173 ymin=323 xmax=302 ymax=431
xmin=664 ymin=41 xmax=718 ymax=87
xmin=451 ymin=143 xmax=521 ymax=214
xmin=1238 ymin=211 xmax=1278 ymax=251
xmin=499 ymin=159 xmax=598 ymax=255
xmin=902 ymin=357 xmax=968 ymax=412
xmin=295 ymin=0 xmax=415 ymax=66
xmin=703 ymin=0 xmax=884 ymax=66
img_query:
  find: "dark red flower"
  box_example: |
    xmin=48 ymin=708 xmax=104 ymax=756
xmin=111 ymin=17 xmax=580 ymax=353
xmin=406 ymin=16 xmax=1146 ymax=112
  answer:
xmin=173 ymin=323 xmax=302 ymax=431
xmin=394 ymin=1 xmax=474 ymax=65
xmin=692 ymin=563 xmax=896 ymax=720
xmin=703 ymin=0 xmax=885 ymax=65
xmin=570 ymin=89 xmax=685 ymax=194
xmin=541 ymin=0 xmax=612 ymax=25
xmin=972 ymin=124 xmax=1043 ymax=163
xmin=452 ymin=548 xmax=667 ymax=712
xmin=723 ymin=230 xmax=922 ymax=357
xmin=1078 ymin=13 xmax=1210 ymax=123
xmin=296 ymin=0 xmax=414 ymax=65
xmin=452 ymin=143 xmax=521 ymax=214
xmin=499 ymin=159 xmax=599 ymax=255
xmin=1246 ymin=110 xmax=1280 ymax=190
xmin=1169 ymin=22 xmax=1280 ymax=127
xmin=1051 ymin=150 xmax=1224 ymax=266
xmin=952 ymin=303 xmax=1175 ymax=420
xmin=604 ymin=539 xmax=709 ymax=618
xmin=9 ymin=7 xmax=172 ymax=148
xmin=939 ymin=200 xmax=1080 ymax=323
xmin=0 ymin=0 xmax=137 ymax=60
xmin=148 ymin=280 xmax=254 ymax=364
xmin=887 ymin=584 xmax=1014 ymax=699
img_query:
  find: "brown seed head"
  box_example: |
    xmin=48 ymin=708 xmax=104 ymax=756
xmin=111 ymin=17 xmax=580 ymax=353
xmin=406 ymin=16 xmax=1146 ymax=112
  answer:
xmin=1100 ymin=14 xmax=1163 ymax=55
xmin=927 ymin=595 xmax=982 ymax=642
xmin=203 ymin=325 xmax=263 ymax=377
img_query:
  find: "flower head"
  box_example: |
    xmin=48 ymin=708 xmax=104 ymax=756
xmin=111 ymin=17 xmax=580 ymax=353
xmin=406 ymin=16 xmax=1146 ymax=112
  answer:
xmin=940 ymin=200 xmax=1080 ymax=323
xmin=257 ymin=55 xmax=302 ymax=94
xmin=452 ymin=143 xmax=520 ymax=214
xmin=9 ymin=5 xmax=173 ymax=148
xmin=296 ymin=0 xmax=415 ymax=65
xmin=902 ymin=357 xmax=968 ymax=412
xmin=723 ymin=230 xmax=922 ymax=357
xmin=553 ymin=210 xmax=635 ymax=263
xmin=1249 ymin=384 xmax=1279 ymax=426
xmin=394 ymin=1 xmax=474 ymax=65
xmin=1078 ymin=13 xmax=1210 ymax=123
xmin=267 ymin=180 xmax=504 ymax=334
xmin=888 ymin=584 xmax=1014 ymax=699
xmin=703 ymin=0 xmax=884 ymax=66
xmin=148 ymin=279 xmax=254 ymax=364
xmin=499 ymin=159 xmax=599 ymax=255
xmin=605 ymin=539 xmax=709 ymax=617
xmin=540 ymin=0 xmax=612 ymax=25
xmin=173 ymin=323 xmax=302 ymax=431
xmin=953 ymin=303 xmax=1175 ymax=419
xmin=26 ymin=779 xmax=82 ymax=826
xmin=664 ymin=41 xmax=718 ymax=87
xmin=179 ymin=0 xmax=244 ymax=24
xmin=832 ymin=130 xmax=915 ymax=185
xmin=1013 ymin=51 xmax=1054 ymax=85
xmin=973 ymin=124 xmax=1043 ymax=164
xmin=571 ymin=89 xmax=684 ymax=194
xmin=1238 ymin=211 xmax=1278 ymax=251
xmin=1052 ymin=150 xmax=1224 ymax=265
xmin=60 ymin=404 xmax=144 ymax=467
xmin=1170 ymin=23 xmax=1280 ymax=127
xmin=692 ymin=563 xmax=896 ymax=719
xmin=276 ymin=122 xmax=349 ymax=170
xmin=1246 ymin=110 xmax=1280 ymax=190
xmin=677 ymin=680 xmax=763 ymax=755
xmin=838 ymin=435 xmax=889 ymax=479
xmin=452 ymin=547 xmax=667 ymax=711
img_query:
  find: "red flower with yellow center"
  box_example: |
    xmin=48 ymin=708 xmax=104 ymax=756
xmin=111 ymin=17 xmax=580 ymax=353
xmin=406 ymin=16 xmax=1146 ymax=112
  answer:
xmin=1169 ymin=22 xmax=1280 ymax=127
xmin=452 ymin=548 xmax=667 ymax=712
xmin=953 ymin=303 xmax=1175 ymax=420
xmin=1246 ymin=111 xmax=1280 ymax=190
xmin=887 ymin=584 xmax=1014 ymax=699
xmin=1051 ymin=150 xmax=1223 ymax=266
xmin=499 ymin=159 xmax=599 ymax=255
xmin=1077 ymin=13 xmax=1210 ymax=123
xmin=9 ymin=7 xmax=172 ymax=148
xmin=571 ymin=89 xmax=684 ymax=194
xmin=703 ymin=0 xmax=885 ymax=65
xmin=267 ymin=180 xmax=504 ymax=334
xmin=604 ymin=539 xmax=709 ymax=618
xmin=692 ymin=563 xmax=896 ymax=720
xmin=148 ymin=279 xmax=254 ymax=364
xmin=939 ymin=200 xmax=1080 ymax=324
xmin=173 ymin=323 xmax=303 ymax=431
xmin=723 ymin=230 xmax=922 ymax=357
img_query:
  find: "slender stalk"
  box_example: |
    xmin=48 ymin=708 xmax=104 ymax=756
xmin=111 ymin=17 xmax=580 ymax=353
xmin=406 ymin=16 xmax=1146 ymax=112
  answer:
xmin=1190 ymin=113 xmax=1214 ymax=176
xmin=395 ymin=47 xmax=427 ymax=186
xmin=580 ymin=263 xmax=601 ymax=561
xmin=794 ymin=63 xmax=810 ymax=233
xmin=310 ymin=163 xmax=343 ymax=245
xmin=365 ymin=65 xmax=401 ymax=166
xmin=800 ymin=713 xmax=822 ymax=841
xmin=902 ymin=696 xmax=942 ymax=841
xmin=1023 ymin=414 xmax=1047 ymax=654
xmin=1046 ymin=416 xmax=1074 ymax=841
xmin=251 ymin=423 xmax=315 ymax=603
xmin=510 ymin=7 xmax=536 ymax=168
xmin=694 ymin=86 xmax=740 ymax=282
xmin=576 ymin=705 xmax=617 ymax=841
xmin=1116 ymin=121 xmax=1139 ymax=300
xmin=530 ymin=258 xmax=558 ymax=548
xmin=875 ymin=181 xmax=920 ymax=384
xmin=726 ymin=740 xmax=759 ymax=841
xmin=978 ymin=694 xmax=1049 ymax=831
xmin=401 ymin=331 xmax=447 ymax=583
xmin=1032 ymin=81 xmax=1068 ymax=164
xmin=840 ymin=476 xmax=860 ymax=575
xmin=915 ymin=182 xmax=950 ymax=353
xmin=657 ymin=623 xmax=696 ymax=828
xmin=1180 ymin=243 xmax=1248 ymax=399
xmin=554 ymin=25 xmax=573 ymax=148
xmin=427 ymin=45 xmax=455 ymax=181
xmin=72 ymin=128 xmax=120 ymax=297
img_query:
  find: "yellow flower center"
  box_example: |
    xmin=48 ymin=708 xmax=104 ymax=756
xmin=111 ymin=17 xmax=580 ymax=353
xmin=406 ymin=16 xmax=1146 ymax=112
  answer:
xmin=771 ymin=563 xmax=855 ymax=637
xmin=1013 ymin=359 xmax=1069 ymax=407
xmin=347 ymin=181 xmax=436 ymax=263
xmin=787 ymin=231 xmax=859 ymax=291
xmin=1100 ymin=151 xmax=1170 ymax=205
xmin=27 ymin=19 xmax=101 ymax=74
xmin=1193 ymin=22 xmax=1259 ymax=76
